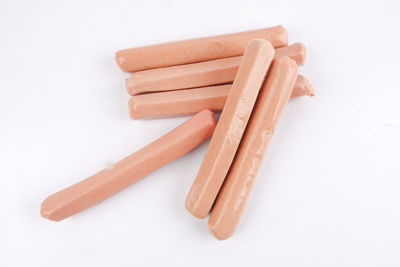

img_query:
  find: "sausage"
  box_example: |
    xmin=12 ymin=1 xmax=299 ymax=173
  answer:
xmin=289 ymin=75 xmax=315 ymax=98
xmin=128 ymin=75 xmax=314 ymax=119
xmin=185 ymin=39 xmax=275 ymax=219
xmin=274 ymin=42 xmax=306 ymax=66
xmin=40 ymin=110 xmax=217 ymax=221
xmin=116 ymin=25 xmax=287 ymax=72
xmin=129 ymin=84 xmax=230 ymax=119
xmin=125 ymin=43 xmax=306 ymax=96
xmin=208 ymin=57 xmax=298 ymax=240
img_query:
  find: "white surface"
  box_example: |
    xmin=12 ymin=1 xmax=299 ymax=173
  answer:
xmin=1 ymin=0 xmax=399 ymax=266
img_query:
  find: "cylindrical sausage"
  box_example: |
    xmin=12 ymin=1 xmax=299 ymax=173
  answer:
xmin=41 ymin=110 xmax=217 ymax=221
xmin=128 ymin=75 xmax=314 ymax=119
xmin=125 ymin=43 xmax=306 ymax=95
xmin=185 ymin=39 xmax=275 ymax=219
xmin=116 ymin=25 xmax=287 ymax=72
xmin=208 ymin=57 xmax=298 ymax=240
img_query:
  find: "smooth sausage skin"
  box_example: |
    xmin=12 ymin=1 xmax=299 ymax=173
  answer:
xmin=126 ymin=57 xmax=239 ymax=96
xmin=125 ymin=43 xmax=306 ymax=96
xmin=116 ymin=25 xmax=287 ymax=72
xmin=185 ymin=39 xmax=275 ymax=219
xmin=128 ymin=75 xmax=314 ymax=119
xmin=129 ymin=85 xmax=230 ymax=119
xmin=41 ymin=110 xmax=217 ymax=221
xmin=208 ymin=57 xmax=298 ymax=240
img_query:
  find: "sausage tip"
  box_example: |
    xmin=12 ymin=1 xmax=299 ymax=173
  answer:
xmin=128 ymin=97 xmax=139 ymax=120
xmin=294 ymin=75 xmax=316 ymax=98
xmin=275 ymin=25 xmax=288 ymax=47
xmin=293 ymin=42 xmax=307 ymax=66
xmin=40 ymin=196 xmax=60 ymax=221
xmin=115 ymin=50 xmax=132 ymax=72
xmin=184 ymin=201 xmax=205 ymax=219
xmin=207 ymin=221 xmax=231 ymax=240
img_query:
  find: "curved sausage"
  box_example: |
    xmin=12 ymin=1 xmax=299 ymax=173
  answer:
xmin=41 ymin=110 xmax=217 ymax=221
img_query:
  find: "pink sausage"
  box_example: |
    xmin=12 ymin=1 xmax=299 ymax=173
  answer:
xmin=128 ymin=75 xmax=315 ymax=119
xmin=185 ymin=39 xmax=275 ymax=219
xmin=116 ymin=25 xmax=287 ymax=72
xmin=41 ymin=110 xmax=217 ymax=221
xmin=125 ymin=43 xmax=306 ymax=95
xmin=208 ymin=57 xmax=298 ymax=240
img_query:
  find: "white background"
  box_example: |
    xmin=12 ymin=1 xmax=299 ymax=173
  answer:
xmin=1 ymin=0 xmax=399 ymax=266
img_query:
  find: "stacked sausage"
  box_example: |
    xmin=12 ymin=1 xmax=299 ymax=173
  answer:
xmin=41 ymin=25 xmax=314 ymax=240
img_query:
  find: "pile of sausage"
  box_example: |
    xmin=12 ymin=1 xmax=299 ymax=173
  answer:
xmin=41 ymin=25 xmax=314 ymax=240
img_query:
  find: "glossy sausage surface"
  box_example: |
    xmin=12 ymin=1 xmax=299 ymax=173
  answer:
xmin=41 ymin=110 xmax=217 ymax=221
xmin=185 ymin=39 xmax=275 ymax=218
xmin=125 ymin=43 xmax=306 ymax=95
xmin=128 ymin=75 xmax=314 ymax=119
xmin=116 ymin=25 xmax=287 ymax=72
xmin=208 ymin=57 xmax=298 ymax=240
